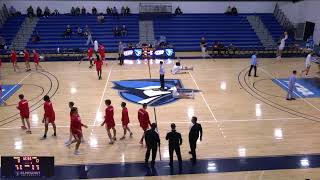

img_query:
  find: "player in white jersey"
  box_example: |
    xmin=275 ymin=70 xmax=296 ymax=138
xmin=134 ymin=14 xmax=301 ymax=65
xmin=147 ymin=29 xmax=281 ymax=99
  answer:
xmin=171 ymin=83 xmax=194 ymax=99
xmin=277 ymin=32 xmax=288 ymax=60
xmin=301 ymin=52 xmax=317 ymax=77
xmin=171 ymin=61 xmax=193 ymax=74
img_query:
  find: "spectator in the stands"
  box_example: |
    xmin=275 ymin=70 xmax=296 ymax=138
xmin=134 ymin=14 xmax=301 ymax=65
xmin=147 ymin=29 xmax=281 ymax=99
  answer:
xmin=125 ymin=6 xmax=130 ymax=15
xmin=77 ymin=26 xmax=83 ymax=36
xmin=121 ymin=25 xmax=127 ymax=36
xmin=112 ymin=7 xmax=118 ymax=16
xmin=71 ymin=7 xmax=76 ymax=16
xmin=92 ymin=7 xmax=97 ymax=15
xmin=75 ymin=7 xmax=81 ymax=16
xmin=228 ymin=43 xmax=236 ymax=51
xmin=97 ymin=13 xmax=105 ymax=23
xmin=106 ymin=7 xmax=112 ymax=15
xmin=231 ymin=6 xmax=238 ymax=16
xmin=218 ymin=42 xmax=225 ymax=55
xmin=84 ymin=25 xmax=90 ymax=36
xmin=53 ymin=9 xmax=59 ymax=16
xmin=121 ymin=6 xmax=125 ymax=16
xmin=86 ymin=32 xmax=93 ymax=45
xmin=64 ymin=25 xmax=72 ymax=38
xmin=113 ymin=26 xmax=121 ymax=37
xmin=27 ymin=6 xmax=34 ymax=17
xmin=175 ymin=6 xmax=183 ymax=15
xmin=81 ymin=6 xmax=86 ymax=15
xmin=9 ymin=6 xmax=16 ymax=16
xmin=225 ymin=6 xmax=232 ymax=15
xmin=44 ymin=7 xmax=50 ymax=18
xmin=36 ymin=6 xmax=42 ymax=17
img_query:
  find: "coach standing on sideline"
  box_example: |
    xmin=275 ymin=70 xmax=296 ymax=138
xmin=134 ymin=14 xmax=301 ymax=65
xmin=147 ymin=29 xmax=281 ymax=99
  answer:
xmin=166 ymin=123 xmax=183 ymax=171
xmin=145 ymin=123 xmax=160 ymax=167
xmin=189 ymin=116 xmax=202 ymax=164
xmin=159 ymin=61 xmax=165 ymax=90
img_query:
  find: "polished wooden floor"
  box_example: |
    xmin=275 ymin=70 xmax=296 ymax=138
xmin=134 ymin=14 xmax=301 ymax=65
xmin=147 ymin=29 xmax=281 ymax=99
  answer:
xmin=1 ymin=56 xmax=320 ymax=179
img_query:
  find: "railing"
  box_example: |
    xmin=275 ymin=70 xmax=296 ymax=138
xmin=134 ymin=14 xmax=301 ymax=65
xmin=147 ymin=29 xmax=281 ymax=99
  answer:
xmin=139 ymin=3 xmax=172 ymax=14
xmin=273 ymin=3 xmax=294 ymax=30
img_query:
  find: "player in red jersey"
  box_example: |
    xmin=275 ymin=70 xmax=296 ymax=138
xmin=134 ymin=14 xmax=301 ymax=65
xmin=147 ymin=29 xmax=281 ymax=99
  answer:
xmin=120 ymin=102 xmax=133 ymax=140
xmin=0 ymin=81 xmax=7 ymax=106
xmin=138 ymin=103 xmax=151 ymax=145
xmin=94 ymin=54 xmax=103 ymax=80
xmin=41 ymin=95 xmax=56 ymax=139
xmin=65 ymin=101 xmax=75 ymax=145
xmin=98 ymin=44 xmax=106 ymax=61
xmin=67 ymin=107 xmax=88 ymax=155
xmin=23 ymin=49 xmax=31 ymax=71
xmin=101 ymin=99 xmax=117 ymax=144
xmin=16 ymin=94 xmax=31 ymax=133
xmin=10 ymin=49 xmax=19 ymax=72
xmin=33 ymin=50 xmax=42 ymax=70
xmin=88 ymin=47 xmax=94 ymax=68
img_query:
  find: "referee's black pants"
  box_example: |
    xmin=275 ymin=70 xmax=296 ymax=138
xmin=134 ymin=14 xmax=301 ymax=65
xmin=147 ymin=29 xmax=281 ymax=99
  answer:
xmin=160 ymin=74 xmax=165 ymax=89
xmin=248 ymin=65 xmax=257 ymax=76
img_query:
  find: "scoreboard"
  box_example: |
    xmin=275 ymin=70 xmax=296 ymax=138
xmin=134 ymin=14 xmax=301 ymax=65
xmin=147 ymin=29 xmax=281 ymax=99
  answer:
xmin=1 ymin=156 xmax=54 ymax=178
xmin=123 ymin=48 xmax=175 ymax=60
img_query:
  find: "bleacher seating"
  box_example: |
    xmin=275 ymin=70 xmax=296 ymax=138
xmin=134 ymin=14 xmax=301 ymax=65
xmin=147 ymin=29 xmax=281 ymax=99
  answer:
xmin=0 ymin=15 xmax=25 ymax=46
xmin=26 ymin=15 xmax=139 ymax=53
xmin=258 ymin=13 xmax=289 ymax=42
xmin=153 ymin=14 xmax=264 ymax=51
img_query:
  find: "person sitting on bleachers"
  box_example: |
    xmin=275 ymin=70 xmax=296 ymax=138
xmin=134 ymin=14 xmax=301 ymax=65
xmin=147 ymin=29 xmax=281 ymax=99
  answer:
xmin=81 ymin=6 xmax=86 ymax=15
xmin=125 ymin=6 xmax=130 ymax=15
xmin=44 ymin=7 xmax=50 ymax=18
xmin=218 ymin=42 xmax=225 ymax=55
xmin=212 ymin=41 xmax=219 ymax=54
xmin=225 ymin=6 xmax=232 ymax=15
xmin=121 ymin=25 xmax=127 ymax=36
xmin=27 ymin=6 xmax=34 ymax=17
xmin=121 ymin=6 xmax=125 ymax=16
xmin=84 ymin=25 xmax=90 ymax=36
xmin=53 ymin=9 xmax=59 ymax=16
xmin=92 ymin=7 xmax=97 ymax=15
xmin=36 ymin=6 xmax=42 ymax=17
xmin=231 ymin=6 xmax=238 ymax=16
xmin=113 ymin=26 xmax=121 ymax=37
xmin=9 ymin=6 xmax=16 ymax=16
xmin=106 ymin=7 xmax=112 ymax=15
xmin=64 ymin=25 xmax=72 ymax=38
xmin=75 ymin=7 xmax=81 ymax=16
xmin=71 ymin=7 xmax=76 ymax=16
xmin=0 ymin=36 xmax=6 ymax=49
xmin=97 ymin=13 xmax=105 ymax=23
xmin=112 ymin=7 xmax=118 ymax=16
xmin=227 ymin=43 xmax=237 ymax=54
xmin=175 ymin=6 xmax=183 ymax=15
xmin=77 ymin=26 xmax=83 ymax=36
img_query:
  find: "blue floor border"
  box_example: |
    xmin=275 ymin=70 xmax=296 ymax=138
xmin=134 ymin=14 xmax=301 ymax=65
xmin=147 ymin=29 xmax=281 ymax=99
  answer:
xmin=1 ymin=153 xmax=319 ymax=179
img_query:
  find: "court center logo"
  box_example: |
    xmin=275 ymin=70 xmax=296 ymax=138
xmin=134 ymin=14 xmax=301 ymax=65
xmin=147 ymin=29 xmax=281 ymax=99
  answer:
xmin=112 ymin=79 xmax=197 ymax=106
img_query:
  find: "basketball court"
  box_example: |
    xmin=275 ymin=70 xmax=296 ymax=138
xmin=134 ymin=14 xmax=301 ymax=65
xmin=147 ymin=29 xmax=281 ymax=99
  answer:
xmin=1 ymin=55 xmax=320 ymax=179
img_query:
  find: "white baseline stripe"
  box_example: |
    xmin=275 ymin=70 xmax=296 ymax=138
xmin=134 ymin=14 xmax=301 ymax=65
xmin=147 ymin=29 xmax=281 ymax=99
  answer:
xmin=2 ymin=73 xmax=31 ymax=98
xmin=189 ymin=71 xmax=217 ymax=121
xmin=261 ymin=68 xmax=320 ymax=113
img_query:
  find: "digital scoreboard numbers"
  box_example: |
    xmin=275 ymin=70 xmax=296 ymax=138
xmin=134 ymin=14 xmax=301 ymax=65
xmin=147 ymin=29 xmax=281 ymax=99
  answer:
xmin=1 ymin=156 xmax=54 ymax=178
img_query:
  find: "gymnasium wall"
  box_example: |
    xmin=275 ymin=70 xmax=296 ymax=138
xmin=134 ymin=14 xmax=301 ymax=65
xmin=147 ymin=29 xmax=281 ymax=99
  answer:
xmin=3 ymin=0 xmax=278 ymax=14
xmin=279 ymin=0 xmax=320 ymax=44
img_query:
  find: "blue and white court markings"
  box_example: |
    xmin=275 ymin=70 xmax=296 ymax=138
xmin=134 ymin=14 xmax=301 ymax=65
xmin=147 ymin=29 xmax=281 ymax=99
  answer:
xmin=272 ymin=78 xmax=320 ymax=98
xmin=112 ymin=79 xmax=198 ymax=106
xmin=1 ymin=84 xmax=22 ymax=104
